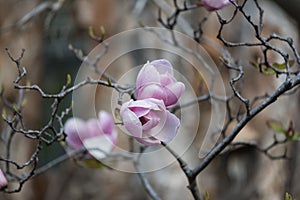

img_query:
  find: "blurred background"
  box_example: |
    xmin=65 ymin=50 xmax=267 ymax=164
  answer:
xmin=0 ymin=0 xmax=299 ymax=199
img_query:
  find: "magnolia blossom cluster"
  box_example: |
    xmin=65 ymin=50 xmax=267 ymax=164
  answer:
xmin=120 ymin=59 xmax=185 ymax=145
xmin=63 ymin=59 xmax=185 ymax=162
xmin=64 ymin=111 xmax=117 ymax=160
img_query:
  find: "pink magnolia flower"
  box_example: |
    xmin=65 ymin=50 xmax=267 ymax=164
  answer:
xmin=120 ymin=98 xmax=180 ymax=146
xmin=64 ymin=111 xmax=117 ymax=159
xmin=136 ymin=59 xmax=185 ymax=107
xmin=200 ymin=0 xmax=231 ymax=11
xmin=0 ymin=169 xmax=7 ymax=190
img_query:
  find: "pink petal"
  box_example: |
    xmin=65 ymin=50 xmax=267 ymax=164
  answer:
xmin=120 ymin=101 xmax=143 ymax=138
xmin=163 ymin=87 xmax=179 ymax=107
xmin=144 ymin=98 xmax=166 ymax=110
xmin=164 ymin=82 xmax=185 ymax=106
xmin=141 ymin=111 xmax=160 ymax=131
xmin=129 ymin=96 xmax=157 ymax=108
xmin=110 ymin=129 xmax=118 ymax=145
xmin=130 ymin=107 xmax=151 ymax=118
xmin=136 ymin=63 xmax=160 ymax=96
xmin=87 ymin=119 xmax=104 ymax=138
xmin=64 ymin=118 xmax=88 ymax=149
xmin=98 ymin=111 xmax=114 ymax=135
xmin=0 ymin=169 xmax=7 ymax=189
xmin=83 ymin=135 xmax=114 ymax=160
xmin=137 ymin=84 xmax=166 ymax=103
xmin=142 ymin=100 xmax=168 ymax=137
xmin=202 ymin=0 xmax=231 ymax=11
xmin=98 ymin=111 xmax=118 ymax=145
xmin=153 ymin=111 xmax=180 ymax=143
xmin=160 ymin=74 xmax=176 ymax=86
xmin=150 ymin=59 xmax=173 ymax=75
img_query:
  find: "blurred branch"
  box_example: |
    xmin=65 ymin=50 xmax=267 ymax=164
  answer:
xmin=68 ymin=42 xmax=118 ymax=84
xmin=161 ymin=142 xmax=202 ymax=200
xmin=171 ymin=94 xmax=210 ymax=113
xmin=0 ymin=0 xmax=66 ymax=33
xmin=152 ymin=0 xmax=195 ymax=35
xmin=229 ymin=138 xmax=289 ymax=160
xmin=157 ymin=0 xmax=198 ymax=30
xmin=135 ymin=165 xmax=161 ymax=200
xmin=132 ymin=0 xmax=148 ymax=18
xmin=34 ymin=147 xmax=134 ymax=176
xmin=134 ymin=147 xmax=162 ymax=200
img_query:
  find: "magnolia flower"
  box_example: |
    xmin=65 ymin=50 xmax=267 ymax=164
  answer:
xmin=136 ymin=59 xmax=185 ymax=107
xmin=200 ymin=0 xmax=231 ymax=11
xmin=64 ymin=111 xmax=117 ymax=159
xmin=0 ymin=169 xmax=7 ymax=190
xmin=120 ymin=98 xmax=180 ymax=146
